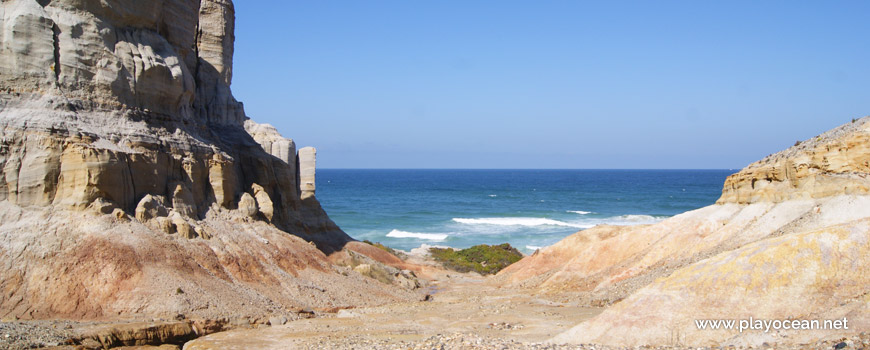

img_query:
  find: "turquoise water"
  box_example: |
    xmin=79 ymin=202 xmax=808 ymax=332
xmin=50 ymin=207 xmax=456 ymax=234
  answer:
xmin=317 ymin=169 xmax=733 ymax=254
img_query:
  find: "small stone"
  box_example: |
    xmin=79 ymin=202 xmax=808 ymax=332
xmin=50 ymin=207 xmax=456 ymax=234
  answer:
xmin=298 ymin=308 xmax=316 ymax=319
xmin=238 ymin=192 xmax=258 ymax=218
xmin=153 ymin=216 xmax=175 ymax=234
xmin=135 ymin=194 xmax=168 ymax=222
xmin=170 ymin=182 xmax=197 ymax=217
xmin=112 ymin=208 xmax=128 ymax=220
xmin=89 ymin=197 xmax=117 ymax=214
xmin=252 ymin=183 xmax=274 ymax=221
xmin=170 ymin=212 xmax=196 ymax=239
xmin=194 ymin=225 xmax=210 ymax=240
xmin=834 ymin=342 xmax=847 ymax=349
xmin=268 ymin=316 xmax=288 ymax=326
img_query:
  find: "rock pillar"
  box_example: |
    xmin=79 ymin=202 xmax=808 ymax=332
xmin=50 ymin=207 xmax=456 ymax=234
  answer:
xmin=298 ymin=147 xmax=316 ymax=199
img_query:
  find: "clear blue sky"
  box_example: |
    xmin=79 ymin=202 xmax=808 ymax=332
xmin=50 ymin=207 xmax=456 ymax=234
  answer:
xmin=232 ymin=1 xmax=869 ymax=169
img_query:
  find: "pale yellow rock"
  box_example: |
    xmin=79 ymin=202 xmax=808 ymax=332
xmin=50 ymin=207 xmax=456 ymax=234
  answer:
xmin=238 ymin=192 xmax=258 ymax=218
xmin=298 ymin=147 xmax=316 ymax=199
xmin=135 ymin=195 xmax=167 ymax=223
xmin=207 ymin=154 xmax=237 ymax=209
xmin=244 ymin=120 xmax=297 ymax=165
xmin=193 ymin=225 xmax=208 ymax=239
xmin=252 ymin=183 xmax=274 ymax=222
xmin=89 ymin=198 xmax=118 ymax=215
xmin=169 ymin=212 xmax=195 ymax=239
xmin=718 ymin=117 xmax=870 ymax=204
xmin=170 ymin=182 xmax=197 ymax=218
xmin=151 ymin=216 xmax=175 ymax=234
xmin=79 ymin=321 xmax=194 ymax=348
xmin=113 ymin=208 xmax=128 ymax=220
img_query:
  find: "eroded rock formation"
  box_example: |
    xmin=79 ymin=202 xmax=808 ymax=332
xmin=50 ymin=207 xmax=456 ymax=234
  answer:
xmin=0 ymin=0 xmax=415 ymax=321
xmin=498 ymin=117 xmax=870 ymax=346
xmin=0 ymin=0 xmax=340 ymax=240
xmin=718 ymin=118 xmax=870 ymax=203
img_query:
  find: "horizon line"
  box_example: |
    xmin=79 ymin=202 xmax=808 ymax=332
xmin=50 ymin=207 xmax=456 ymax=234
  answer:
xmin=319 ymin=168 xmax=739 ymax=171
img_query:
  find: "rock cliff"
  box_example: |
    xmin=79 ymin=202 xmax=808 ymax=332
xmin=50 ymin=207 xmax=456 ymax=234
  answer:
xmin=0 ymin=0 xmax=416 ymax=321
xmin=718 ymin=118 xmax=870 ymax=204
xmin=0 ymin=0 xmax=342 ymax=240
xmin=497 ymin=117 xmax=870 ymax=346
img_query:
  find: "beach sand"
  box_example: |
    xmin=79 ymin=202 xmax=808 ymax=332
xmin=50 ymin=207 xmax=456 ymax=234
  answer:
xmin=184 ymin=271 xmax=602 ymax=349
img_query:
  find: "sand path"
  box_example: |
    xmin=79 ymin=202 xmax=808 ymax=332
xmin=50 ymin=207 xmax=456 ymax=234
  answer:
xmin=184 ymin=273 xmax=601 ymax=349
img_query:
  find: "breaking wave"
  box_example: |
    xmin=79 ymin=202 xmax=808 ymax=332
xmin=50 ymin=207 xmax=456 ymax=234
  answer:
xmin=452 ymin=217 xmax=591 ymax=228
xmin=386 ymin=230 xmax=448 ymax=241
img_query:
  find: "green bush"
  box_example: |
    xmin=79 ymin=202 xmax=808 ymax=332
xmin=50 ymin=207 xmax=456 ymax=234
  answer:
xmin=429 ymin=243 xmax=523 ymax=275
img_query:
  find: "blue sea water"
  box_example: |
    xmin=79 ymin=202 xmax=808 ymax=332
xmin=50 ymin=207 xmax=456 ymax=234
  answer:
xmin=317 ymin=169 xmax=733 ymax=254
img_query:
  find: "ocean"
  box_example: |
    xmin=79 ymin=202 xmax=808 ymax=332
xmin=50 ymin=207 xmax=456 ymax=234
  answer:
xmin=317 ymin=169 xmax=733 ymax=254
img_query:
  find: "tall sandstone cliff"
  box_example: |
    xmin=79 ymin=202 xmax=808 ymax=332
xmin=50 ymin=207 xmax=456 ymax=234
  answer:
xmin=498 ymin=118 xmax=870 ymax=347
xmin=0 ymin=0 xmax=417 ymax=321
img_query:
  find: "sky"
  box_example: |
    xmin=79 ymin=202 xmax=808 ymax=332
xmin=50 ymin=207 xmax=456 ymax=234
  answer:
xmin=232 ymin=1 xmax=870 ymax=169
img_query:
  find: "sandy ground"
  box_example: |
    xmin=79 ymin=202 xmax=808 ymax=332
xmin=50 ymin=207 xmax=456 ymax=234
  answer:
xmin=183 ymin=272 xmax=602 ymax=349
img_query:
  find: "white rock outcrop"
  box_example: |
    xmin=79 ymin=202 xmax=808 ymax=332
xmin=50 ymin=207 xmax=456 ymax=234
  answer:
xmin=298 ymin=147 xmax=316 ymax=199
xmin=0 ymin=0 xmax=343 ymax=240
xmin=0 ymin=0 xmax=381 ymax=322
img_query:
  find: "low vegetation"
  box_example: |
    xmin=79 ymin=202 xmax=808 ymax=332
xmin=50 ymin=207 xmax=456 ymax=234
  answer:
xmin=429 ymin=243 xmax=524 ymax=275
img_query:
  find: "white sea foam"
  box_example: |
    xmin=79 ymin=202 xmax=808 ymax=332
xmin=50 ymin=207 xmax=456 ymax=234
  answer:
xmin=567 ymin=210 xmax=592 ymax=215
xmin=526 ymin=245 xmax=545 ymax=251
xmin=386 ymin=229 xmax=448 ymax=241
xmin=586 ymin=214 xmax=666 ymax=226
xmin=612 ymin=214 xmax=663 ymax=223
xmin=488 ymin=194 xmax=498 ymax=197
xmin=453 ymin=217 xmax=590 ymax=228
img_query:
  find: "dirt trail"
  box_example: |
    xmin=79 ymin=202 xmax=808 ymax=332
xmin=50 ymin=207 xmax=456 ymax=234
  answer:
xmin=184 ymin=273 xmax=602 ymax=349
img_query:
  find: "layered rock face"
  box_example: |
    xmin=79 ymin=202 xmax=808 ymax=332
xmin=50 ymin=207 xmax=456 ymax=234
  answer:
xmin=497 ymin=117 xmax=870 ymax=346
xmin=718 ymin=118 xmax=870 ymax=203
xmin=0 ymin=0 xmax=416 ymax=321
xmin=0 ymin=0 xmax=340 ymax=239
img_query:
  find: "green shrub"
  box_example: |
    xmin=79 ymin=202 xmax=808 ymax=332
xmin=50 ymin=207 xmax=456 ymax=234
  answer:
xmin=429 ymin=243 xmax=523 ymax=275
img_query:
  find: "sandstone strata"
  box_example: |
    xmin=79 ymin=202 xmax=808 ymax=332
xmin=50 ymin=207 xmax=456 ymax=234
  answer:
xmin=497 ymin=117 xmax=870 ymax=346
xmin=0 ymin=0 xmax=417 ymax=322
xmin=718 ymin=118 xmax=870 ymax=203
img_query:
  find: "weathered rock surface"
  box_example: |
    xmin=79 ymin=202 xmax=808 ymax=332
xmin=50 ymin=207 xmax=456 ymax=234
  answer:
xmin=0 ymin=201 xmax=418 ymax=321
xmin=78 ymin=321 xmax=198 ymax=348
xmin=496 ymin=117 xmax=870 ymax=346
xmin=552 ymin=218 xmax=870 ymax=347
xmin=718 ymin=117 xmax=870 ymax=204
xmin=0 ymin=0 xmax=413 ymax=322
xmin=298 ymin=147 xmax=316 ymax=199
